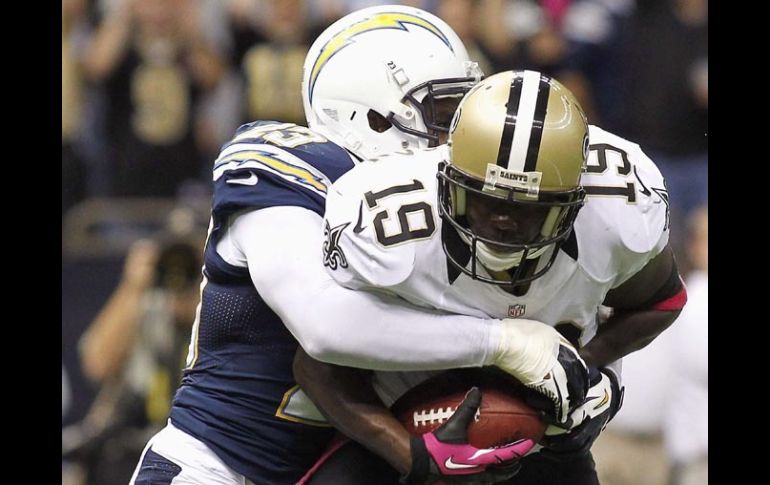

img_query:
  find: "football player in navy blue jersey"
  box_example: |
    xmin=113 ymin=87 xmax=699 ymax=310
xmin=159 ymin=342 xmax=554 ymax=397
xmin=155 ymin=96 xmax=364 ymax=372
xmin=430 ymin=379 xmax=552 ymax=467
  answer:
xmin=129 ymin=6 xmax=591 ymax=485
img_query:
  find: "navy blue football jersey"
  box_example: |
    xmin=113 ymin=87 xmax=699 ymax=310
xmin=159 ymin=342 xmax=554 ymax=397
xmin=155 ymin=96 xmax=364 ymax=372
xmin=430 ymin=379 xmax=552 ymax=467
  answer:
xmin=170 ymin=121 xmax=355 ymax=484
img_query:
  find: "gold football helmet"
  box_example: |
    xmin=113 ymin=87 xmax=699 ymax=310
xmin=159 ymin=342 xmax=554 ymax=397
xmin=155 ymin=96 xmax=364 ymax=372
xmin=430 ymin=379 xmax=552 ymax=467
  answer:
xmin=438 ymin=70 xmax=588 ymax=286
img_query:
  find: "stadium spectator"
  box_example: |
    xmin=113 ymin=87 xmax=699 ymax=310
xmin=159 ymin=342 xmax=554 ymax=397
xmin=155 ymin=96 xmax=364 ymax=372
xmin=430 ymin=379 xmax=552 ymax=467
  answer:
xmin=561 ymin=0 xmax=707 ymax=218
xmin=82 ymin=0 xmax=225 ymax=197
xmin=466 ymin=0 xmax=573 ymax=76
xmin=436 ymin=0 xmax=494 ymax=75
xmin=63 ymin=0 xmax=90 ymax=214
xmin=227 ymin=0 xmax=311 ymax=125
xmin=63 ymin=231 xmax=203 ymax=484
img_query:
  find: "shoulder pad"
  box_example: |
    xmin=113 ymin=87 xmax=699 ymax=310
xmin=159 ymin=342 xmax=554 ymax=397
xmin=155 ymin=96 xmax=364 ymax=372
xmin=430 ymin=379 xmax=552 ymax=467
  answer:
xmin=212 ymin=121 xmax=356 ymax=218
xmin=323 ymin=151 xmax=442 ymax=289
xmin=576 ymin=126 xmax=670 ymax=285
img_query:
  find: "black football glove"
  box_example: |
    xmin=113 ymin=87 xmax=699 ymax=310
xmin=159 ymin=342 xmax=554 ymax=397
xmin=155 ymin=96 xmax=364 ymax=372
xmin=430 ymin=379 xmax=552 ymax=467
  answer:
xmin=540 ymin=367 xmax=624 ymax=458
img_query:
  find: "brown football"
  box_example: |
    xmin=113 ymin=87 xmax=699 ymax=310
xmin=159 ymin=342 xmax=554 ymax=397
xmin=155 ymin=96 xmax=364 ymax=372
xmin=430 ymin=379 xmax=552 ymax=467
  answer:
xmin=391 ymin=369 xmax=546 ymax=448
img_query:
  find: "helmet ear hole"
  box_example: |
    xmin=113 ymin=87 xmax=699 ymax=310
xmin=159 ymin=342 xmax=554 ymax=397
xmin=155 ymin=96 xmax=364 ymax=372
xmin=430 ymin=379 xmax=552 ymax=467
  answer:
xmin=367 ymin=109 xmax=393 ymax=133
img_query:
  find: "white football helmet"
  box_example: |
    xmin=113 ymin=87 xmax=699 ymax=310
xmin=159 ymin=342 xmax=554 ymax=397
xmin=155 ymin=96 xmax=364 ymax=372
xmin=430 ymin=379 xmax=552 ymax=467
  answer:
xmin=302 ymin=5 xmax=483 ymax=160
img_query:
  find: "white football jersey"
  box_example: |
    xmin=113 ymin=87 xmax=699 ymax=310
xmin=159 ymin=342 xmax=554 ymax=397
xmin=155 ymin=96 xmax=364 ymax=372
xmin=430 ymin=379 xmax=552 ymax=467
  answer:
xmin=322 ymin=125 xmax=670 ymax=405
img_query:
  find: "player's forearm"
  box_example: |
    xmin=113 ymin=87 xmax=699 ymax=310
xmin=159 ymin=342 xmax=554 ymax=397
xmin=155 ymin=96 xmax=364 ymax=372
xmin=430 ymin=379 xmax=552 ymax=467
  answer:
xmin=237 ymin=207 xmax=502 ymax=371
xmin=293 ymin=348 xmax=412 ymax=474
xmin=80 ymin=282 xmax=145 ymax=382
xmin=83 ymin=10 xmax=132 ymax=81
xmin=293 ymin=287 xmax=501 ymax=371
xmin=579 ymin=309 xmax=680 ymax=368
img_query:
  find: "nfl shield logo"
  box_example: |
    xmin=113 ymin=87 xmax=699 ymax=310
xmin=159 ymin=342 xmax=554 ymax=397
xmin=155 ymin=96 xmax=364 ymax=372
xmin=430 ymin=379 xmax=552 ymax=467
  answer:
xmin=508 ymin=304 xmax=526 ymax=318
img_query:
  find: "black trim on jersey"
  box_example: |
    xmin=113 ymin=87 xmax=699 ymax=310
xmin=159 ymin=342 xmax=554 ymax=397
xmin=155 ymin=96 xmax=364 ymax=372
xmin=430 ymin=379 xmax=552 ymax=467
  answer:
xmin=353 ymin=201 xmax=366 ymax=234
xmin=364 ymin=180 xmax=424 ymax=209
xmin=636 ymin=257 xmax=684 ymax=310
xmin=497 ymin=76 xmax=524 ymax=168
xmin=443 ymin=223 xmax=471 ymax=284
xmin=504 ymin=259 xmax=538 ymax=297
xmin=634 ymin=165 xmax=652 ymax=196
xmin=584 ymin=183 xmax=637 ymax=202
xmin=523 ymin=76 xmax=551 ymax=173
xmin=560 ymin=230 xmax=579 ymax=261
xmin=504 ymin=230 xmax=577 ymax=297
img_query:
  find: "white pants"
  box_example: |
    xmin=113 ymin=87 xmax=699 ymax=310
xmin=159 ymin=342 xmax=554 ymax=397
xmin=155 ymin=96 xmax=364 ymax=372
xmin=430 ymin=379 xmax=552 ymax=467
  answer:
xmin=129 ymin=421 xmax=255 ymax=485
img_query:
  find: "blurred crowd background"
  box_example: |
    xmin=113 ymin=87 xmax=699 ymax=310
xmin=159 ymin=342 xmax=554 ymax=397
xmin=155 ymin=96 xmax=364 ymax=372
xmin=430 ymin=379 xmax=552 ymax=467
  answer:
xmin=61 ymin=0 xmax=707 ymax=484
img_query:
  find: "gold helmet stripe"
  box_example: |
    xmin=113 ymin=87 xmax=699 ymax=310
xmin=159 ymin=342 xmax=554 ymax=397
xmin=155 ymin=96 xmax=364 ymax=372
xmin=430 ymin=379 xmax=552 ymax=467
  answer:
xmin=506 ymin=70 xmax=549 ymax=172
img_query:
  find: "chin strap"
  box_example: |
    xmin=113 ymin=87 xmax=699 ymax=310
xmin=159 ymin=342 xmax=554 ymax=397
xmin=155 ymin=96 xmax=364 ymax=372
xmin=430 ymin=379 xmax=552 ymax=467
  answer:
xmin=458 ymin=231 xmax=550 ymax=272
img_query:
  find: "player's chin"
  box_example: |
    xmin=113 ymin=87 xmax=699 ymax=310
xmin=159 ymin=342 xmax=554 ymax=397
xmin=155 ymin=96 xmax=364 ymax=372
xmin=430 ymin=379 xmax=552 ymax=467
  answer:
xmin=485 ymin=242 xmax=516 ymax=254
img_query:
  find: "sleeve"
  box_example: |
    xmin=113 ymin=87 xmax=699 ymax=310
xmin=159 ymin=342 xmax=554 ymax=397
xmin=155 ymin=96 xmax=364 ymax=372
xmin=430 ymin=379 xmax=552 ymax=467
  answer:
xmin=212 ymin=144 xmax=330 ymax=218
xmin=210 ymin=121 xmax=356 ymax=218
xmin=321 ymin=158 xmax=436 ymax=290
xmin=227 ymin=206 xmax=501 ymax=371
xmin=578 ymin=128 xmax=671 ymax=287
xmin=322 ymin=184 xmax=416 ymax=289
xmin=609 ymin=145 xmax=670 ymax=288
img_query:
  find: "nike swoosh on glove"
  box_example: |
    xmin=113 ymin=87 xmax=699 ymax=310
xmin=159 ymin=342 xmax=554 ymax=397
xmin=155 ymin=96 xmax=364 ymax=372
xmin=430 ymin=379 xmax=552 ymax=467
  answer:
xmin=402 ymin=387 xmax=534 ymax=484
xmin=541 ymin=367 xmax=624 ymax=458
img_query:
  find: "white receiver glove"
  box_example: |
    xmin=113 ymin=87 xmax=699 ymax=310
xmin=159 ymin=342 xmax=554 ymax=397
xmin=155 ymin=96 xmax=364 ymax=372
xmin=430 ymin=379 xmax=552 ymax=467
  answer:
xmin=493 ymin=318 xmax=590 ymax=424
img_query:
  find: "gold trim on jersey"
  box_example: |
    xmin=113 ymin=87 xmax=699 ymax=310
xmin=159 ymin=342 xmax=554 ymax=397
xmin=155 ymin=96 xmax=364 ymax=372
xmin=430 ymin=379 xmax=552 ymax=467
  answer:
xmin=185 ymin=259 xmax=210 ymax=370
xmin=219 ymin=150 xmax=328 ymax=194
xmin=275 ymin=385 xmax=333 ymax=427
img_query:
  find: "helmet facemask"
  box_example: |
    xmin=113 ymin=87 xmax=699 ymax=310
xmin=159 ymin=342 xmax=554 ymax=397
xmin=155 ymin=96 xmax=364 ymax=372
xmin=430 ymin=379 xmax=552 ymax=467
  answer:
xmin=388 ymin=72 xmax=482 ymax=147
xmin=437 ymin=161 xmax=585 ymax=287
xmin=437 ymin=69 xmax=590 ymax=288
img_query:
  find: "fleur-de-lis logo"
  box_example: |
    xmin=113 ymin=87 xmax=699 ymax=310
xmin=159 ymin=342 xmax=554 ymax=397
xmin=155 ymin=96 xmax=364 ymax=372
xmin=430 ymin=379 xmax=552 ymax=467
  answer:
xmin=323 ymin=220 xmax=350 ymax=270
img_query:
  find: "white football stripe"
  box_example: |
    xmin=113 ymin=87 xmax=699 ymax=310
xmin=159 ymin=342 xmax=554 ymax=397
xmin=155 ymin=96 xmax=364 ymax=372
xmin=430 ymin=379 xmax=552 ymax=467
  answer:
xmin=507 ymin=70 xmax=542 ymax=171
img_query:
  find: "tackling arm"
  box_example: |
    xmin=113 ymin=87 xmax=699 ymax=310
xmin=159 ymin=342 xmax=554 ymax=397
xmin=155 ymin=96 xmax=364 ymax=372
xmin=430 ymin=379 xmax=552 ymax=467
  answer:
xmin=293 ymin=348 xmax=533 ymax=483
xmin=80 ymin=240 xmax=159 ymax=383
xmin=230 ymin=206 xmax=503 ymax=371
xmin=292 ymin=347 xmax=413 ymax=474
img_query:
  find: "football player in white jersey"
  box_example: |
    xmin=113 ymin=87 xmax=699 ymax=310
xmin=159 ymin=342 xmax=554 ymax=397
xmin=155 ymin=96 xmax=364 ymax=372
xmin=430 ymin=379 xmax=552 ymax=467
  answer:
xmin=295 ymin=70 xmax=688 ymax=484
xmin=130 ymin=7 xmax=588 ymax=485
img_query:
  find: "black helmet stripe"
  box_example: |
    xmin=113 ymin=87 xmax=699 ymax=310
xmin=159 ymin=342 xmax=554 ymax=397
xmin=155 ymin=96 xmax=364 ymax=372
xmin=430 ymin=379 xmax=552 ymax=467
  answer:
xmin=496 ymin=75 xmax=524 ymax=168
xmin=523 ymin=75 xmax=551 ymax=172
xmin=495 ymin=70 xmax=550 ymax=172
